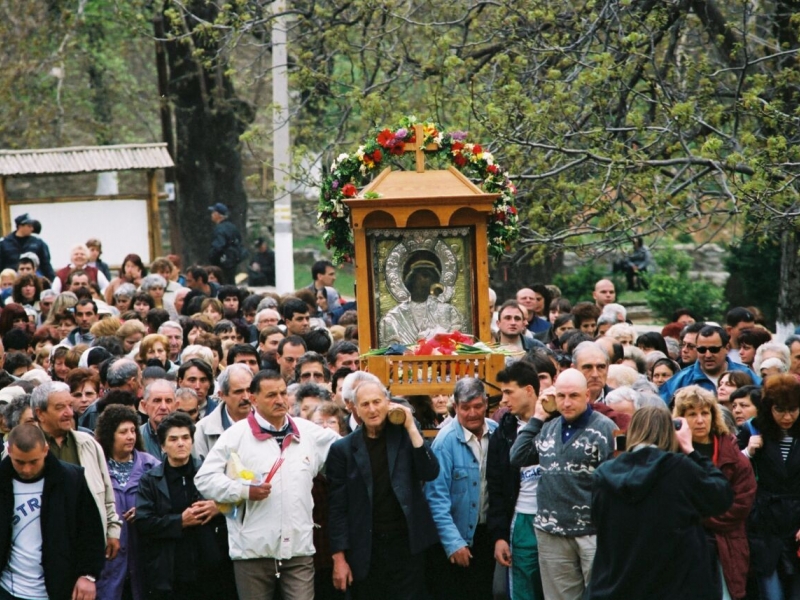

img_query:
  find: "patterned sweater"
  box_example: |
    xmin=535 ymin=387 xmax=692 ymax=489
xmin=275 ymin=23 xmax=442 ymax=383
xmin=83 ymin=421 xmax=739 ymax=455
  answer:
xmin=510 ymin=409 xmax=615 ymax=537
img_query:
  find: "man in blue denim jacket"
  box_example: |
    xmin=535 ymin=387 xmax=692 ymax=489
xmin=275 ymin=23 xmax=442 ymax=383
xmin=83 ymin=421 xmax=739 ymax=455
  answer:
xmin=424 ymin=378 xmax=498 ymax=600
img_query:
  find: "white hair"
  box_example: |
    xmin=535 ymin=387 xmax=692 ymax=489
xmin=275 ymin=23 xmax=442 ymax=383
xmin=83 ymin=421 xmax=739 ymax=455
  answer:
xmin=606 ymin=323 xmax=637 ymax=344
xmin=753 ymin=342 xmax=790 ymax=373
xmin=341 ymin=371 xmax=382 ymax=404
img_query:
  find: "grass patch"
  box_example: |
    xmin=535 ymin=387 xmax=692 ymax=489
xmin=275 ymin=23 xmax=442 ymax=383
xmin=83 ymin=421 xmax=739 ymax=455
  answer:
xmin=293 ymin=235 xmax=356 ymax=298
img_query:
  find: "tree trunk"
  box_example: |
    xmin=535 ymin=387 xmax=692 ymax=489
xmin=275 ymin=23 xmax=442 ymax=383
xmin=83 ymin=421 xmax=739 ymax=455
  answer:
xmin=777 ymin=230 xmax=800 ymax=339
xmin=164 ymin=2 xmax=253 ymax=267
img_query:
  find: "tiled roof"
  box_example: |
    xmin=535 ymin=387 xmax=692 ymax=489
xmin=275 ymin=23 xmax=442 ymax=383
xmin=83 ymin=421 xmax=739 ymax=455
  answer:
xmin=0 ymin=143 xmax=174 ymax=176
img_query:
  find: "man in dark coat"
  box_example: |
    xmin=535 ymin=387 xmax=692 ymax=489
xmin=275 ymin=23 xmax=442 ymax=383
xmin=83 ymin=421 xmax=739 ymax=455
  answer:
xmin=208 ymin=203 xmax=244 ymax=285
xmin=327 ymin=381 xmax=440 ymax=600
xmin=0 ymin=213 xmax=55 ymax=281
xmin=0 ymin=424 xmax=105 ymax=600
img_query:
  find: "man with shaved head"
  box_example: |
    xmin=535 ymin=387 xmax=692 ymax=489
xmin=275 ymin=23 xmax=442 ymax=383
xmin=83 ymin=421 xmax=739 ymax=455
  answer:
xmin=510 ymin=369 xmax=616 ymax=600
xmin=592 ymin=279 xmax=616 ymax=309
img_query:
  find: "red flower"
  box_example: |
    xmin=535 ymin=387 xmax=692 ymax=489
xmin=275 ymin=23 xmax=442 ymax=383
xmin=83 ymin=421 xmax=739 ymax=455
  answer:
xmin=451 ymin=141 xmax=464 ymax=152
xmin=454 ymin=153 xmax=467 ymax=167
xmin=487 ymin=164 xmax=499 ymax=174
xmin=509 ymin=206 xmax=518 ymax=215
xmin=372 ymin=149 xmax=382 ymax=162
xmin=342 ymin=183 xmax=357 ymax=197
xmin=472 ymin=144 xmax=483 ymax=155
xmin=376 ymin=129 xmax=394 ymax=148
xmin=390 ymin=143 xmax=405 ymax=156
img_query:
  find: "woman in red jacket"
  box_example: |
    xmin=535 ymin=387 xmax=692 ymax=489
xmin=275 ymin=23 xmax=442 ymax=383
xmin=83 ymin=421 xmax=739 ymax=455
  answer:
xmin=674 ymin=385 xmax=757 ymax=600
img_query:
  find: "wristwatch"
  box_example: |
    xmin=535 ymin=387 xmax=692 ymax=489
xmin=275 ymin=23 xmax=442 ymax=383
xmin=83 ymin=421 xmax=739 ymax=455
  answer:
xmin=82 ymin=575 xmax=97 ymax=583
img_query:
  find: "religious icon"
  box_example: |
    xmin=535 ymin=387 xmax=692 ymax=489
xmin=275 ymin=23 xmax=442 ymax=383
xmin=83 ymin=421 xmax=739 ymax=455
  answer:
xmin=371 ymin=227 xmax=473 ymax=346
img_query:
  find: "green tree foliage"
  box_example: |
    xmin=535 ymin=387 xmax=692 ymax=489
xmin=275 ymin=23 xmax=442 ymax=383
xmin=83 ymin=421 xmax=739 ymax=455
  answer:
xmin=553 ymin=264 xmax=621 ymax=304
xmin=725 ymin=238 xmax=781 ymax=328
xmin=645 ymin=248 xmax=724 ymax=322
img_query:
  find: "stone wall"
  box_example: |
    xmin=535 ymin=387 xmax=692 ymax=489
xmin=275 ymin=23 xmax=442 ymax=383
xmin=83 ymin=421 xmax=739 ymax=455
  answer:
xmin=562 ymin=243 xmax=729 ymax=286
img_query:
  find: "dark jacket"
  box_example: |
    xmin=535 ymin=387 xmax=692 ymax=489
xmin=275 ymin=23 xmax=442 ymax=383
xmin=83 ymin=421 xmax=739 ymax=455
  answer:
xmin=487 ymin=411 xmax=522 ymax=545
xmin=588 ymin=447 xmax=733 ymax=600
xmin=326 ymin=422 xmax=440 ymax=582
xmin=737 ymin=426 xmax=800 ymax=575
xmin=703 ymin=434 xmax=755 ymax=599
xmin=134 ymin=458 xmax=223 ymax=593
xmin=0 ymin=453 xmax=105 ymax=600
xmin=0 ymin=232 xmax=55 ymax=281
xmin=209 ymin=220 xmax=244 ymax=270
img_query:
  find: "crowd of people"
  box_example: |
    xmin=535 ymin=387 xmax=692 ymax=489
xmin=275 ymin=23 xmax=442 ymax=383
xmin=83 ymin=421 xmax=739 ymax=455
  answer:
xmin=0 ymin=212 xmax=795 ymax=600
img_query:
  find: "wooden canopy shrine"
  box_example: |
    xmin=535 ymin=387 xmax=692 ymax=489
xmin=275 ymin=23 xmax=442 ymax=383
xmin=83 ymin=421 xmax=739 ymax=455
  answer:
xmin=346 ymin=124 xmax=505 ymax=396
xmin=0 ymin=143 xmax=174 ymax=260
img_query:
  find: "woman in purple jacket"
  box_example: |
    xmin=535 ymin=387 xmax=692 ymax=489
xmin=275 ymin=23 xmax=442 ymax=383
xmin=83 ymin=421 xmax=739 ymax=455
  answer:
xmin=95 ymin=405 xmax=160 ymax=600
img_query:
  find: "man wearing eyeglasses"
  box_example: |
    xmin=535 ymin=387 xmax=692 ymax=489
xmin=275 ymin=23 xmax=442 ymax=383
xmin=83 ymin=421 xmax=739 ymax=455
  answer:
xmin=679 ymin=322 xmax=705 ymax=367
xmin=294 ymin=352 xmax=331 ymax=387
xmin=660 ymin=325 xmax=760 ymax=403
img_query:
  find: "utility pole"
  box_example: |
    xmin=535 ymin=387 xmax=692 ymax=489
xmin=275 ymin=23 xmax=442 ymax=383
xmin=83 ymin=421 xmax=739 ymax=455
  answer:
xmin=272 ymin=0 xmax=295 ymax=293
xmin=153 ymin=12 xmax=182 ymax=256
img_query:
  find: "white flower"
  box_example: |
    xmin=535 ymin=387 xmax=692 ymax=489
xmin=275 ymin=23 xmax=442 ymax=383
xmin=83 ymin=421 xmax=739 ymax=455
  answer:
xmin=434 ymin=134 xmax=443 ymax=145
xmin=483 ymin=152 xmax=494 ymax=164
xmin=359 ymin=164 xmax=367 ymax=175
xmin=355 ymin=146 xmax=365 ymax=159
xmin=337 ymin=153 xmax=350 ymax=162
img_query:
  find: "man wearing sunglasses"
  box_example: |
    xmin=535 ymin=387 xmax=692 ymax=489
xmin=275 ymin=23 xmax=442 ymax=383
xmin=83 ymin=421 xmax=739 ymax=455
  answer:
xmin=660 ymin=325 xmax=760 ymax=403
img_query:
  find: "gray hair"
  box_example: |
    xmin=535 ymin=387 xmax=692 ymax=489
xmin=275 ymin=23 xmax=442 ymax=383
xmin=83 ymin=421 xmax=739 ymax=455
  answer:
xmin=605 ymin=386 xmax=640 ymax=407
xmin=158 ymin=320 xmax=184 ymax=336
xmin=606 ymin=322 xmax=637 ymax=344
xmin=39 ymin=289 xmax=58 ymax=301
xmin=30 ymin=381 xmax=70 ymax=414
xmin=175 ymin=387 xmax=198 ymax=402
xmin=785 ymin=335 xmax=800 ymax=349
xmin=572 ymin=341 xmax=609 ymax=367
xmin=644 ymin=351 xmax=668 ymax=373
xmin=623 ymin=345 xmax=647 ymax=374
xmin=143 ymin=379 xmax=176 ymax=402
xmin=452 ymin=377 xmax=486 ymax=405
xmin=106 ymin=358 xmax=140 ymax=388
xmin=596 ymin=314 xmax=617 ymax=328
xmin=754 ymin=342 xmax=790 ymax=373
xmin=114 ymin=282 xmax=137 ymax=299
xmin=631 ymin=376 xmax=660 ymax=395
xmin=217 ymin=363 xmax=253 ymax=396
xmin=601 ymin=303 xmax=627 ymax=322
xmin=4 ymin=394 xmax=33 ymax=429
xmin=635 ymin=393 xmax=670 ymax=412
xmin=256 ymin=308 xmax=280 ymax=323
xmin=140 ymin=274 xmax=167 ymax=292
xmin=256 ymin=297 xmax=279 ymax=311
xmin=341 ymin=371 xmax=382 ymax=404
xmin=664 ymin=337 xmax=681 ymax=361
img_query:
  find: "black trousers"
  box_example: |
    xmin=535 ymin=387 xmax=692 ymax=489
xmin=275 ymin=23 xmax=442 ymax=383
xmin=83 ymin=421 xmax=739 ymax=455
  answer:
xmin=427 ymin=523 xmax=494 ymax=600
xmin=352 ymin=530 xmax=427 ymax=600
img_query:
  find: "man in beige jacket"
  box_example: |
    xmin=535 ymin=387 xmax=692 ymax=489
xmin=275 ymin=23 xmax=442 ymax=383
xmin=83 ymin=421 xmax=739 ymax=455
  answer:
xmin=31 ymin=381 xmax=122 ymax=559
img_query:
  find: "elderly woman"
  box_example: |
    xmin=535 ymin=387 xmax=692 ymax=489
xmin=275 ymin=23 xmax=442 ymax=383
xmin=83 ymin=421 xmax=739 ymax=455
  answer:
xmin=605 ymin=322 xmax=636 ymax=346
xmin=52 ymin=243 xmax=110 ymax=293
xmin=95 ymin=405 xmax=160 ymax=600
xmin=738 ymin=374 xmax=800 ymax=599
xmin=112 ymin=282 xmax=137 ymax=315
xmin=673 ymin=385 xmax=756 ymax=600
xmin=588 ymin=406 xmax=733 ymax=599
xmin=140 ymin=274 xmax=168 ymax=310
xmin=753 ymin=342 xmax=791 ymax=375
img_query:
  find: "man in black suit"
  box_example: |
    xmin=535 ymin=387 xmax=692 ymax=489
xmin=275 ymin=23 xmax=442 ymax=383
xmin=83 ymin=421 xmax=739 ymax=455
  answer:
xmin=326 ymin=380 xmax=440 ymax=599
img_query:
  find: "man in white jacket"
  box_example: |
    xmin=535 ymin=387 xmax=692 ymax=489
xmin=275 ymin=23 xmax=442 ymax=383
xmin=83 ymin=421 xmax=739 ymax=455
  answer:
xmin=195 ymin=369 xmax=339 ymax=599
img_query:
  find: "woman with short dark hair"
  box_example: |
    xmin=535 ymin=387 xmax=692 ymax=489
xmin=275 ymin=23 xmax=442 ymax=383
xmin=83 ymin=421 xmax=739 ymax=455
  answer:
xmin=95 ymin=405 xmax=159 ymax=600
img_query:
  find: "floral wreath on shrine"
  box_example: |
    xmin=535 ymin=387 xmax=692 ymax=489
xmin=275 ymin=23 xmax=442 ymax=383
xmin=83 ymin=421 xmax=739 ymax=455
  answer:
xmin=318 ymin=116 xmax=519 ymax=265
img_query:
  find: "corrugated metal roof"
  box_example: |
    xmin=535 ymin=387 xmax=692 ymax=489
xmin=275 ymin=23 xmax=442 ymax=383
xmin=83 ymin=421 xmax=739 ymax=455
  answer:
xmin=0 ymin=143 xmax=174 ymax=176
